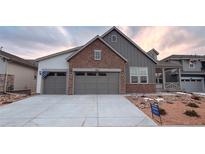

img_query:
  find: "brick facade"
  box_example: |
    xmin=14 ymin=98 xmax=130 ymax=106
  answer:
xmin=0 ymin=74 xmax=14 ymax=92
xmin=126 ymin=84 xmax=156 ymax=93
xmin=68 ymin=38 xmax=126 ymax=95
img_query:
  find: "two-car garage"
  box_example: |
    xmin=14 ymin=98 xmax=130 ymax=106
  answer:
xmin=74 ymin=72 xmax=119 ymax=94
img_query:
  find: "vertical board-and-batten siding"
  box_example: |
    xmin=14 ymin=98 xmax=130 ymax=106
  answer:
xmin=103 ymin=30 xmax=156 ymax=83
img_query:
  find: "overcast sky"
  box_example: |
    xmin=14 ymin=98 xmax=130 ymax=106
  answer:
xmin=0 ymin=26 xmax=205 ymax=60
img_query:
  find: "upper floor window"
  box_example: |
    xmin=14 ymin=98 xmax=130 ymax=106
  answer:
xmin=111 ymin=35 xmax=117 ymax=42
xmin=189 ymin=61 xmax=195 ymax=68
xmin=94 ymin=50 xmax=101 ymax=60
xmin=130 ymin=67 xmax=148 ymax=84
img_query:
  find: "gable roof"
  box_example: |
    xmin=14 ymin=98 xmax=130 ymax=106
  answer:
xmin=161 ymin=54 xmax=205 ymax=61
xmin=66 ymin=35 xmax=127 ymax=62
xmin=0 ymin=50 xmax=37 ymax=69
xmin=101 ymin=26 xmax=157 ymax=64
xmin=35 ymin=46 xmax=82 ymax=62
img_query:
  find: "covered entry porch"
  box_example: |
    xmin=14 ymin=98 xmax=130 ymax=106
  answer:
xmin=156 ymin=62 xmax=182 ymax=92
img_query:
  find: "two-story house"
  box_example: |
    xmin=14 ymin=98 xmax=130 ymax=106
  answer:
xmin=161 ymin=55 xmax=205 ymax=92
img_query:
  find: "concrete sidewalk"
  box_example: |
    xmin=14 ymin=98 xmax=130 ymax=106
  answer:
xmin=0 ymin=95 xmax=157 ymax=127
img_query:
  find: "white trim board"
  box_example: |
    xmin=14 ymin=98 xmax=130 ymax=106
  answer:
xmin=72 ymin=68 xmax=121 ymax=72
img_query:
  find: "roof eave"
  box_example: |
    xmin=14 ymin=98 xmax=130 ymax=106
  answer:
xmin=35 ymin=46 xmax=83 ymax=62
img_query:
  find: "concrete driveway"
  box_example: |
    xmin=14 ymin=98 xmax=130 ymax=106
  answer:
xmin=0 ymin=95 xmax=156 ymax=127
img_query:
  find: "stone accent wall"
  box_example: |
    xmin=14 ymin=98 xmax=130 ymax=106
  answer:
xmin=0 ymin=74 xmax=14 ymax=92
xmin=126 ymin=84 xmax=156 ymax=93
xmin=68 ymin=38 xmax=126 ymax=95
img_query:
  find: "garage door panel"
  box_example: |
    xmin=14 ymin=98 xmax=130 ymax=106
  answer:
xmin=74 ymin=72 xmax=119 ymax=94
xmin=181 ymin=79 xmax=203 ymax=92
xmin=44 ymin=73 xmax=66 ymax=94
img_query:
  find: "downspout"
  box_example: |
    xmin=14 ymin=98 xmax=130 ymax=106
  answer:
xmin=178 ymin=68 xmax=182 ymax=91
xmin=3 ymin=59 xmax=8 ymax=93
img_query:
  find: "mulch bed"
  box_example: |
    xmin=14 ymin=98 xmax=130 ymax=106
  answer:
xmin=0 ymin=93 xmax=30 ymax=106
xmin=126 ymin=93 xmax=205 ymax=125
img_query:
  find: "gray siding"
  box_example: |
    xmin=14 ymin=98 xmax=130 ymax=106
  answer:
xmin=103 ymin=30 xmax=156 ymax=83
xmin=182 ymin=59 xmax=202 ymax=72
xmin=168 ymin=59 xmax=202 ymax=72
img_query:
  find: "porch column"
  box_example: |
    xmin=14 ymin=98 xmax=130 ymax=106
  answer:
xmin=178 ymin=68 xmax=182 ymax=90
xmin=162 ymin=68 xmax=166 ymax=90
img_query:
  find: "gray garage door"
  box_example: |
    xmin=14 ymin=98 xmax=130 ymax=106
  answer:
xmin=181 ymin=79 xmax=203 ymax=92
xmin=74 ymin=72 xmax=119 ymax=94
xmin=44 ymin=72 xmax=66 ymax=94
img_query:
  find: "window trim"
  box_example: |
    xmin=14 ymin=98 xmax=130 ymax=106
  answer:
xmin=130 ymin=67 xmax=149 ymax=84
xmin=111 ymin=35 xmax=117 ymax=42
xmin=94 ymin=50 xmax=101 ymax=60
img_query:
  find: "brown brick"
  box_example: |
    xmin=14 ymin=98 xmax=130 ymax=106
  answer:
xmin=68 ymin=39 xmax=126 ymax=95
xmin=126 ymin=84 xmax=156 ymax=93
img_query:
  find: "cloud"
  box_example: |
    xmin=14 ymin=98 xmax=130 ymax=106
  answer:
xmin=0 ymin=26 xmax=78 ymax=59
xmin=0 ymin=26 xmax=205 ymax=60
xmin=130 ymin=26 xmax=205 ymax=59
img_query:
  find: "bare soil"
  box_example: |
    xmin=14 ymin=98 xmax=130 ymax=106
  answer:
xmin=126 ymin=93 xmax=205 ymax=125
xmin=0 ymin=93 xmax=30 ymax=106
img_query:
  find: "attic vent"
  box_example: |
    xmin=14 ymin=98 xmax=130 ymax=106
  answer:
xmin=111 ymin=35 xmax=117 ymax=42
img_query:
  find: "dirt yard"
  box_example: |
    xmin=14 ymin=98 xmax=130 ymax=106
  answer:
xmin=0 ymin=93 xmax=30 ymax=106
xmin=126 ymin=93 xmax=205 ymax=125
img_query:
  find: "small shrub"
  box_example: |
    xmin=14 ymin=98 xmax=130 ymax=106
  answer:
xmin=157 ymin=95 xmax=163 ymax=98
xmin=191 ymin=95 xmax=201 ymax=100
xmin=187 ymin=103 xmax=199 ymax=108
xmin=159 ymin=108 xmax=167 ymax=115
xmin=167 ymin=101 xmax=174 ymax=104
xmin=184 ymin=110 xmax=200 ymax=117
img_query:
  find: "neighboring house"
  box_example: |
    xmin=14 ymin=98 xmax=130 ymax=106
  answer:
xmin=0 ymin=50 xmax=37 ymax=93
xmin=36 ymin=27 xmax=157 ymax=95
xmin=161 ymin=55 xmax=205 ymax=92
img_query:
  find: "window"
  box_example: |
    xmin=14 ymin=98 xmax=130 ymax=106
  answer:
xmin=189 ymin=61 xmax=195 ymax=68
xmin=48 ymin=72 xmax=55 ymax=76
xmin=57 ymin=72 xmax=66 ymax=76
xmin=87 ymin=72 xmax=96 ymax=76
xmin=94 ymin=50 xmax=101 ymax=60
xmin=130 ymin=67 xmax=148 ymax=84
xmin=111 ymin=35 xmax=117 ymax=42
xmin=75 ymin=72 xmax=85 ymax=76
xmin=98 ymin=72 xmax=107 ymax=76
xmin=131 ymin=76 xmax=138 ymax=83
xmin=140 ymin=76 xmax=148 ymax=83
